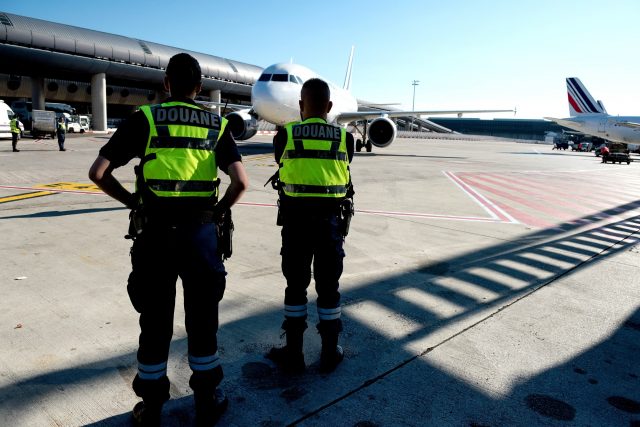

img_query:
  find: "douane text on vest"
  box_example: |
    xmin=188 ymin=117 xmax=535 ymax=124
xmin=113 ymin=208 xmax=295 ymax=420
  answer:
xmin=155 ymin=107 xmax=220 ymax=129
xmin=292 ymin=123 xmax=341 ymax=141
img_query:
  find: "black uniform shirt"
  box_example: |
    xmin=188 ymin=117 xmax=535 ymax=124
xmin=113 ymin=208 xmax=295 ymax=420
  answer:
xmin=99 ymin=97 xmax=241 ymax=173
xmin=273 ymin=119 xmax=355 ymax=213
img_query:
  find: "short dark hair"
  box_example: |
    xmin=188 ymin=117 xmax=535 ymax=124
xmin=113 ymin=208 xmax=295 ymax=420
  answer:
xmin=301 ymin=78 xmax=331 ymax=111
xmin=166 ymin=53 xmax=202 ymax=96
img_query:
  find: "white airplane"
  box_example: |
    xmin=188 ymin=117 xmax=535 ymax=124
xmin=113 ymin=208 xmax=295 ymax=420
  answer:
xmin=219 ymin=49 xmax=514 ymax=151
xmin=545 ymin=77 xmax=640 ymax=150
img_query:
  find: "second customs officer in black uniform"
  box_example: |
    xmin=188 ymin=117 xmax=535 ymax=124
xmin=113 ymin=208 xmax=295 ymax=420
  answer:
xmin=267 ymin=78 xmax=355 ymax=374
xmin=89 ymin=53 xmax=248 ymax=426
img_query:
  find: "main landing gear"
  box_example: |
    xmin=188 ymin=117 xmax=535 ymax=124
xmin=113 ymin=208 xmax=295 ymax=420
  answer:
xmin=354 ymin=121 xmax=372 ymax=152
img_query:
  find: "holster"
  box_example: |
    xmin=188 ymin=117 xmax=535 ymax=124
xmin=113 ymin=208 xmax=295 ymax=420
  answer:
xmin=339 ymin=198 xmax=354 ymax=237
xmin=125 ymin=207 xmax=146 ymax=240
xmin=216 ymin=208 xmax=233 ymax=261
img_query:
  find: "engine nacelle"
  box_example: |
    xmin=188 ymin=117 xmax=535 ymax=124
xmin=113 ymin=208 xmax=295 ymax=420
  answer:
xmin=225 ymin=109 xmax=258 ymax=140
xmin=368 ymin=117 xmax=397 ymax=148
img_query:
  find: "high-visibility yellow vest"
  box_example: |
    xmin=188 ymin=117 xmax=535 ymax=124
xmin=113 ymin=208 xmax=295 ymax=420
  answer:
xmin=138 ymin=101 xmax=227 ymax=204
xmin=279 ymin=118 xmax=350 ymax=198
xmin=10 ymin=118 xmax=19 ymax=134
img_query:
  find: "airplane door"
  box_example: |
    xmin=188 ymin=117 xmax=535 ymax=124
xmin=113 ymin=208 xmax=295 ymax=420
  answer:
xmin=598 ymin=119 xmax=607 ymax=133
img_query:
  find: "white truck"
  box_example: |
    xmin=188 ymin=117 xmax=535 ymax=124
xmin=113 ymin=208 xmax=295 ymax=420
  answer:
xmin=66 ymin=114 xmax=90 ymax=133
xmin=32 ymin=109 xmax=57 ymax=139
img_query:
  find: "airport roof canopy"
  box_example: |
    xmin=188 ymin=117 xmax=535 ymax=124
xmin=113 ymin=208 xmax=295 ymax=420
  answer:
xmin=0 ymin=12 xmax=263 ymax=96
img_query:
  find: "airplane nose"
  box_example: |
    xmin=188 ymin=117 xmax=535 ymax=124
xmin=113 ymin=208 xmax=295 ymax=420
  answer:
xmin=252 ymin=82 xmax=298 ymax=125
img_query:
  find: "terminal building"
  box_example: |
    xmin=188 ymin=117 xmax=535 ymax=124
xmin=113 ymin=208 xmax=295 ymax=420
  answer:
xmin=427 ymin=118 xmax=568 ymax=141
xmin=0 ymin=11 xmax=262 ymax=131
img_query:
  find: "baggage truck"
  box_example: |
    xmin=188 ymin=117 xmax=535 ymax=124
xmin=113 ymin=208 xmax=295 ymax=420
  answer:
xmin=32 ymin=109 xmax=56 ymax=139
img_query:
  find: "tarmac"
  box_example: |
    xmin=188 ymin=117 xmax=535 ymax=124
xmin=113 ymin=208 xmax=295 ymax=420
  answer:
xmin=0 ymin=133 xmax=639 ymax=426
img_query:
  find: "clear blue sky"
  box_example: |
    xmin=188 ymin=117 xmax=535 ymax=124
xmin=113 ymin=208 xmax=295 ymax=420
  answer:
xmin=4 ymin=1 xmax=640 ymax=119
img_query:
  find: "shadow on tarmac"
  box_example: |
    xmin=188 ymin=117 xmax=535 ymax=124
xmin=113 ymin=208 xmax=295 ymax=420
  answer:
xmin=0 ymin=206 xmax=126 ymax=220
xmin=0 ymin=200 xmax=639 ymax=425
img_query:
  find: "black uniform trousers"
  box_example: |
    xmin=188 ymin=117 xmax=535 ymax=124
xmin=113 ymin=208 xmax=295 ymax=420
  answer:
xmin=57 ymin=130 xmax=65 ymax=150
xmin=128 ymin=221 xmax=226 ymax=404
xmin=280 ymin=210 xmax=345 ymax=324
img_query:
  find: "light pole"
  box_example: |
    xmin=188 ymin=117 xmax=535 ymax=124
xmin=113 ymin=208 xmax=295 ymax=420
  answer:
xmin=411 ymin=80 xmax=420 ymax=132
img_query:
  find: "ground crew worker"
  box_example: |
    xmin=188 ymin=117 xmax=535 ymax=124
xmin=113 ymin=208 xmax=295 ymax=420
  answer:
xmin=10 ymin=115 xmax=20 ymax=152
xmin=57 ymin=116 xmax=66 ymax=151
xmin=601 ymin=145 xmax=610 ymax=163
xmin=89 ymin=53 xmax=248 ymax=426
xmin=267 ymin=78 xmax=355 ymax=374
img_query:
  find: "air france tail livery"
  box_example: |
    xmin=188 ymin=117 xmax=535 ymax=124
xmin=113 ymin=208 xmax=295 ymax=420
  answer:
xmin=213 ymin=48 xmax=513 ymax=151
xmin=546 ymin=77 xmax=640 ymax=149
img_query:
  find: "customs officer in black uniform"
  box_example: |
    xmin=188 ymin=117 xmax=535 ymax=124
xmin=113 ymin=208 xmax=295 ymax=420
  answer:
xmin=89 ymin=53 xmax=248 ymax=426
xmin=267 ymin=78 xmax=355 ymax=374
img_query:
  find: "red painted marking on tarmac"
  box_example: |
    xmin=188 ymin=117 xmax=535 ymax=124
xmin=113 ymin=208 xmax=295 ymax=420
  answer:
xmin=469 ymin=173 xmax=590 ymax=217
xmin=236 ymin=201 xmax=277 ymax=207
xmin=459 ymin=174 xmax=577 ymax=223
xmin=483 ymin=172 xmax=640 ymax=217
xmin=444 ymin=171 xmax=517 ymax=223
xmin=491 ymin=198 xmax=554 ymax=228
xmin=236 ymin=200 xmax=506 ymax=223
xmin=355 ymin=208 xmax=503 ymax=222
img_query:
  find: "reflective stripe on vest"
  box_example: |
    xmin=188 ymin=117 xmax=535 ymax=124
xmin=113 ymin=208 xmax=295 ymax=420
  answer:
xmin=279 ymin=118 xmax=349 ymax=198
xmin=139 ymin=102 xmax=227 ymax=199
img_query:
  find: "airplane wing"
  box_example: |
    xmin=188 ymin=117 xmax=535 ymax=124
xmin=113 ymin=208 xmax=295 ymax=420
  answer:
xmin=337 ymin=108 xmax=514 ymax=124
xmin=544 ymin=117 xmax=584 ymax=128
xmin=614 ymin=121 xmax=640 ymax=129
xmin=196 ymin=100 xmax=252 ymax=112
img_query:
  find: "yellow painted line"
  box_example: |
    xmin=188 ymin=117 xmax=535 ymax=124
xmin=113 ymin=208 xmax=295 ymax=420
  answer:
xmin=36 ymin=182 xmax=103 ymax=192
xmin=0 ymin=191 xmax=56 ymax=204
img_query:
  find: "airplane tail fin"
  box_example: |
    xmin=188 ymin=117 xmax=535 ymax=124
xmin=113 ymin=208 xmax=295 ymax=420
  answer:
xmin=343 ymin=46 xmax=354 ymax=91
xmin=566 ymin=77 xmax=606 ymax=116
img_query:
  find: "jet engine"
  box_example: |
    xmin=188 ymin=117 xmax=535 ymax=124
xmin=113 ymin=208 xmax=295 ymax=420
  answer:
xmin=368 ymin=117 xmax=397 ymax=148
xmin=225 ymin=109 xmax=258 ymax=140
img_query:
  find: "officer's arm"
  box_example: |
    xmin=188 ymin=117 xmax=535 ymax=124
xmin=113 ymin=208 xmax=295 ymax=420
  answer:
xmin=273 ymin=129 xmax=287 ymax=163
xmin=216 ymin=161 xmax=249 ymax=212
xmin=346 ymin=132 xmax=355 ymax=163
xmin=89 ymin=156 xmax=137 ymax=208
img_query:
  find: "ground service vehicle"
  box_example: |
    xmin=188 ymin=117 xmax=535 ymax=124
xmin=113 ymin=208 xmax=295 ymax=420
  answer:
xmin=10 ymin=101 xmax=75 ymax=131
xmin=0 ymin=100 xmax=16 ymax=139
xmin=31 ymin=110 xmax=57 ymax=138
xmin=67 ymin=115 xmax=90 ymax=133
xmin=602 ymin=142 xmax=631 ymax=165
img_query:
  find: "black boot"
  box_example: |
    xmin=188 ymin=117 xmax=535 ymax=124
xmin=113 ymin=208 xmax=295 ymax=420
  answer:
xmin=318 ymin=319 xmax=344 ymax=373
xmin=132 ymin=401 xmax=162 ymax=427
xmin=12 ymin=143 xmax=19 ymax=152
xmin=194 ymin=388 xmax=229 ymax=426
xmin=131 ymin=375 xmax=169 ymax=427
xmin=266 ymin=318 xmax=307 ymax=374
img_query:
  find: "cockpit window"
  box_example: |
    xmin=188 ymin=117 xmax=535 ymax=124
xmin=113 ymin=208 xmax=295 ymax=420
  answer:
xmin=295 ymin=76 xmax=304 ymax=84
xmin=258 ymin=73 xmax=272 ymax=82
xmin=289 ymin=75 xmax=300 ymax=84
xmin=271 ymin=74 xmax=288 ymax=82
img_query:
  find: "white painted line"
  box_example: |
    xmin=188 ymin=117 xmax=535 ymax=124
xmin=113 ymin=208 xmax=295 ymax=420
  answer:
xmin=443 ymin=171 xmax=519 ymax=224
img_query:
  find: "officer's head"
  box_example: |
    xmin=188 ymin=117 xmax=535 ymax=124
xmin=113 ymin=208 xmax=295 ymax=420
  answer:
xmin=299 ymin=78 xmax=332 ymax=120
xmin=165 ymin=53 xmax=202 ymax=98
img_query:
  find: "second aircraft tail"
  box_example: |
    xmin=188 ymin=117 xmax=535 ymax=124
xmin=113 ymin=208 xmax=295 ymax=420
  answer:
xmin=566 ymin=77 xmax=607 ymax=116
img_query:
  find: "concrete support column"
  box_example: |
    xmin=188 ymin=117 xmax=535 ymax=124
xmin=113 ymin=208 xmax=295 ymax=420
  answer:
xmin=91 ymin=73 xmax=107 ymax=132
xmin=31 ymin=77 xmax=45 ymax=110
xmin=209 ymin=89 xmax=221 ymax=115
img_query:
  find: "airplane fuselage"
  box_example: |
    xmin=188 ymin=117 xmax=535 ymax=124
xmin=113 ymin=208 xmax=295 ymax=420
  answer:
xmin=251 ymin=63 xmax=358 ymax=126
xmin=556 ymin=114 xmax=640 ymax=146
